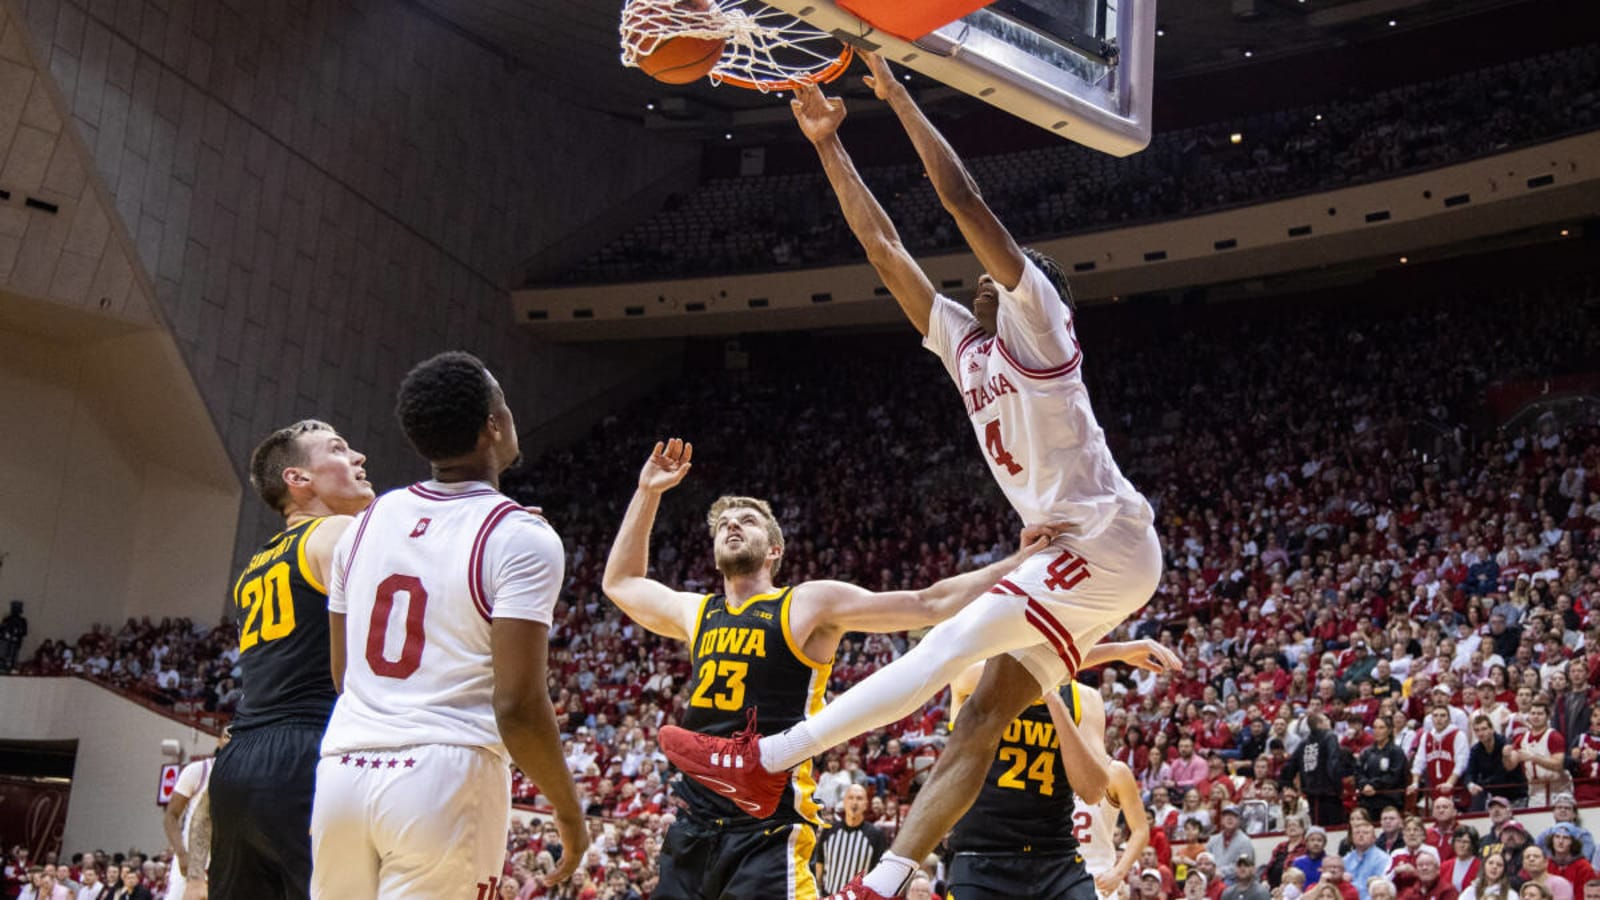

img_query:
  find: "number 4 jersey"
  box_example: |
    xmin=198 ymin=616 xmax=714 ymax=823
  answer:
xmin=230 ymin=517 xmax=339 ymax=729
xmin=679 ymin=587 xmax=832 ymax=825
xmin=925 ymin=260 xmax=1150 ymax=540
xmin=320 ymin=481 xmax=563 ymax=759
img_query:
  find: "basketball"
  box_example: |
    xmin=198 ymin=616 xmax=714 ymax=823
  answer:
xmin=640 ymin=35 xmax=726 ymax=84
xmin=625 ymin=0 xmax=726 ymax=84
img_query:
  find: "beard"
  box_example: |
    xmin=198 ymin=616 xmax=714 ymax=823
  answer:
xmin=715 ymin=542 xmax=765 ymax=577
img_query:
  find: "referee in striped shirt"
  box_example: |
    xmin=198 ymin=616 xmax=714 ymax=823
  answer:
xmin=818 ymin=784 xmax=890 ymax=894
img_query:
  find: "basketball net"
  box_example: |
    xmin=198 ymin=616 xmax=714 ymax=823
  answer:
xmin=619 ymin=0 xmax=853 ymax=92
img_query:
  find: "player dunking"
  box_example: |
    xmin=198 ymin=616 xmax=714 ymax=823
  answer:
xmin=208 ymin=421 xmax=374 ymax=900
xmin=660 ymin=56 xmax=1170 ymax=900
xmin=603 ymin=438 xmax=1097 ymax=898
xmin=309 ymin=352 xmax=588 ymax=897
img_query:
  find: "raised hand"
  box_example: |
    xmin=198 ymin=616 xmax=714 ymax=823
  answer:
xmin=861 ymin=51 xmax=907 ymax=103
xmin=639 ymin=438 xmax=693 ymax=494
xmin=790 ymin=81 xmax=845 ymax=144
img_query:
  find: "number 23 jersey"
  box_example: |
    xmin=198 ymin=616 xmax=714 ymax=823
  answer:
xmin=320 ymin=480 xmax=563 ymax=759
xmin=924 ymin=259 xmax=1149 ymax=540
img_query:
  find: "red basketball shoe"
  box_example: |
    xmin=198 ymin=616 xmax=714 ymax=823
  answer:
xmin=657 ymin=708 xmax=789 ymax=818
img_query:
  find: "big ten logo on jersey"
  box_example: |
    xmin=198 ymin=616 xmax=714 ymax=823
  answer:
xmin=997 ymin=717 xmax=1059 ymax=796
xmin=689 ymin=625 xmax=768 ymax=712
xmin=236 ymin=537 xmax=297 ymax=653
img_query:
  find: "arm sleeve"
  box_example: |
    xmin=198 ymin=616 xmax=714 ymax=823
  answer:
xmin=1452 ymin=734 xmax=1470 ymax=776
xmin=484 ymin=515 xmax=566 ymax=625
xmin=921 ymin=293 xmax=981 ymax=382
xmin=172 ymin=760 xmax=205 ymax=799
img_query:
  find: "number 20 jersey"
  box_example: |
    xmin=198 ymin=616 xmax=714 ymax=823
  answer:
xmin=678 ymin=587 xmax=831 ymax=825
xmin=948 ymin=682 xmax=1083 ymax=855
xmin=924 ymin=260 xmax=1150 ymax=540
xmin=321 ymin=480 xmax=563 ymax=760
xmin=230 ymin=517 xmax=338 ymax=730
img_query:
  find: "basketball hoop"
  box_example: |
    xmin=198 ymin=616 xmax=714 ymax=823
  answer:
xmin=620 ymin=0 xmax=855 ymax=93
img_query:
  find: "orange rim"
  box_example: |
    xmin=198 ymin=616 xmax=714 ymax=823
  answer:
xmin=712 ymin=43 xmax=855 ymax=92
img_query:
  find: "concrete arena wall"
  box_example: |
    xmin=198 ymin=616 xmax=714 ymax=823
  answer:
xmin=0 ymin=676 xmax=219 ymax=854
xmin=9 ymin=0 xmax=694 ymax=574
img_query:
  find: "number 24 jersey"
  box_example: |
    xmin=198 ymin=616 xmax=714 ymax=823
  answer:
xmin=321 ymin=480 xmax=563 ymax=759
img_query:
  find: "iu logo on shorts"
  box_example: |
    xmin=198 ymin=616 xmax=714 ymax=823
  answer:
xmin=409 ymin=518 xmax=431 ymax=538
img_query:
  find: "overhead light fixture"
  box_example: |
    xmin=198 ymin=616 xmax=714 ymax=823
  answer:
xmin=723 ymin=132 xmax=733 ymax=140
xmin=1388 ymin=18 xmax=1397 ymax=26
xmin=1399 ymin=256 xmax=1408 ymax=264
xmin=1561 ymin=228 xmax=1571 ymax=236
xmin=1156 ymin=26 xmax=1166 ymax=36
xmin=1229 ymin=132 xmax=1243 ymax=144
xmin=645 ymin=102 xmax=656 ymax=110
xmin=1243 ymin=49 xmax=1255 ymax=58
xmin=1315 ymin=114 xmax=1323 ymax=121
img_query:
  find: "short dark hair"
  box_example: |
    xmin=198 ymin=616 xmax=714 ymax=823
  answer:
xmin=1021 ymin=246 xmax=1075 ymax=311
xmin=248 ymin=420 xmax=335 ymax=513
xmin=395 ymin=352 xmax=496 ymax=461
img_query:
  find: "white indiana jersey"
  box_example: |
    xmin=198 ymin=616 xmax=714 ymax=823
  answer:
xmin=1074 ymin=795 xmax=1119 ymax=875
xmin=321 ymin=480 xmax=564 ymax=760
xmin=926 ymin=260 xmax=1150 ymax=540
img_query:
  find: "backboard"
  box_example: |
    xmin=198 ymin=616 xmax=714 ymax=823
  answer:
xmin=761 ymin=0 xmax=1155 ymax=155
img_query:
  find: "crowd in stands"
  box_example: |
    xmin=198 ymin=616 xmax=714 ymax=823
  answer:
xmin=11 ymin=264 xmax=1600 ymax=898
xmin=560 ymin=44 xmax=1598 ymax=284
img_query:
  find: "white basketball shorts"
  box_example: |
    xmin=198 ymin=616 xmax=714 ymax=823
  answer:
xmin=921 ymin=512 xmax=1163 ymax=692
xmin=310 ymin=743 xmax=510 ymax=900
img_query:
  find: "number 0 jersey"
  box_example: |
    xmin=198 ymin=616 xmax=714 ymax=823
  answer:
xmin=924 ymin=260 xmax=1150 ymax=540
xmin=230 ymin=518 xmax=338 ymax=730
xmin=679 ymin=587 xmax=831 ymax=825
xmin=321 ymin=481 xmax=563 ymax=759
xmin=948 ymin=681 xmax=1084 ymax=855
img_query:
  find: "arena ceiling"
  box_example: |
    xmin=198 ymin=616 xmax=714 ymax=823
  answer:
xmin=415 ymin=0 xmax=1539 ymax=134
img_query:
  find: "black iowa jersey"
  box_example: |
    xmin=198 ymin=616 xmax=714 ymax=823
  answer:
xmin=229 ymin=518 xmax=337 ymax=730
xmin=678 ymin=586 xmax=830 ymax=825
xmin=948 ymin=682 xmax=1083 ymax=854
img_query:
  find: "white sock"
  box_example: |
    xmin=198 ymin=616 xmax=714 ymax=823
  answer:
xmin=758 ymin=721 xmax=821 ymax=773
xmin=861 ymin=852 xmax=918 ymax=897
xmin=760 ymin=635 xmax=976 ymax=772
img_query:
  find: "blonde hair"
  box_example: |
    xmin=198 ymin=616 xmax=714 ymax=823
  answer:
xmin=706 ymin=495 xmax=785 ymax=577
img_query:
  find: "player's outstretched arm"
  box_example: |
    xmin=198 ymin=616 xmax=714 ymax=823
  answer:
xmin=793 ymin=532 xmax=1047 ymax=639
xmin=792 ymin=82 xmax=937 ymax=336
xmin=601 ymin=439 xmax=704 ymax=642
xmin=492 ymin=618 xmax=589 ymax=886
xmin=162 ymin=783 xmax=194 ymax=878
xmin=1102 ymin=761 xmax=1151 ymax=894
xmin=863 ymin=52 xmax=1027 ymax=292
xmin=1081 ymin=639 xmax=1182 ymax=675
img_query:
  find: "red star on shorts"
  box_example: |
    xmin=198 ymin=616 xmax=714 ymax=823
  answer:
xmin=404 ymin=758 xmax=416 ymax=768
xmin=355 ymin=758 xmax=367 ymax=768
xmin=387 ymin=759 xmax=399 ymax=769
xmin=341 ymin=755 xmax=351 ymax=765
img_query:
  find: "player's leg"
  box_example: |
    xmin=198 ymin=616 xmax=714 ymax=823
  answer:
xmin=720 ymin=823 xmax=821 ymax=900
xmin=651 ymin=819 xmax=719 ymax=900
xmin=212 ymin=724 xmax=324 ymax=900
xmin=369 ymin=745 xmax=510 ymax=899
xmin=767 ymin=592 xmax=1047 ymax=770
xmin=308 ymin=754 xmax=380 ymax=899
